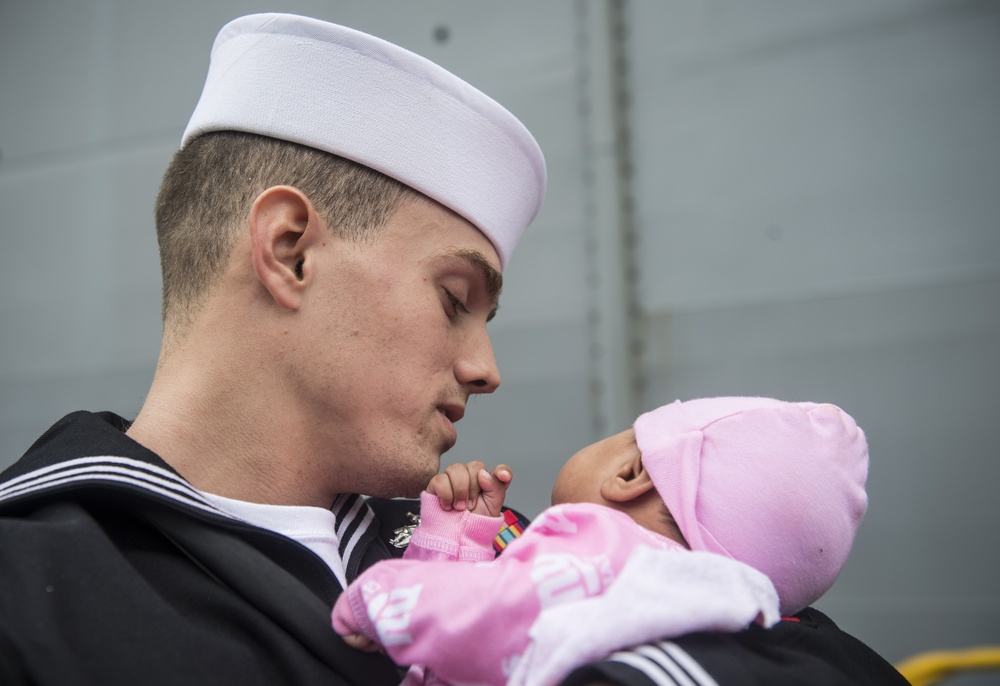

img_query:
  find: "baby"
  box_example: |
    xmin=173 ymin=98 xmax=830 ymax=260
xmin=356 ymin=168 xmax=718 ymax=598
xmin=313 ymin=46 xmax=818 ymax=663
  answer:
xmin=333 ymin=396 xmax=869 ymax=686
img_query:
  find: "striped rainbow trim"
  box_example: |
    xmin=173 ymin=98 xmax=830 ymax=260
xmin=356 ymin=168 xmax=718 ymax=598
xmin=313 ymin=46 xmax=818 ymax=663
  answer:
xmin=493 ymin=508 xmax=526 ymax=554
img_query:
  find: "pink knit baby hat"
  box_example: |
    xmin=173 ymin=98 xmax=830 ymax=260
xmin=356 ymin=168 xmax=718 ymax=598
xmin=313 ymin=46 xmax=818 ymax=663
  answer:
xmin=634 ymin=397 xmax=868 ymax=615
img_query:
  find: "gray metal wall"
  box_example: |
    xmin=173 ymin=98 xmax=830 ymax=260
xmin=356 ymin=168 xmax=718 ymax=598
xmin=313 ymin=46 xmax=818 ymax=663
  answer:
xmin=3 ymin=0 xmax=998 ymax=675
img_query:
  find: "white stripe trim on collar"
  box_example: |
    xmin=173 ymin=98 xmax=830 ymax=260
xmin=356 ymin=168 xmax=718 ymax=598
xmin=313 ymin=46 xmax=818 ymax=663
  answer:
xmin=634 ymin=644 xmax=699 ymax=686
xmin=606 ymin=641 xmax=720 ymax=686
xmin=340 ymin=502 xmax=375 ymax=567
xmin=2 ymin=454 xmax=385 ymax=581
xmin=0 ymin=455 xmax=223 ymax=517
xmin=334 ymin=493 xmax=365 ymax=541
xmin=606 ymin=651 xmax=685 ymax=686
xmin=656 ymin=642 xmax=720 ymax=686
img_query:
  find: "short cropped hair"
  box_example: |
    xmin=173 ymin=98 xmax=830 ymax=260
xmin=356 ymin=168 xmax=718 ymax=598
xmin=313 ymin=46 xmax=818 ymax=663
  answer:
xmin=154 ymin=131 xmax=418 ymax=324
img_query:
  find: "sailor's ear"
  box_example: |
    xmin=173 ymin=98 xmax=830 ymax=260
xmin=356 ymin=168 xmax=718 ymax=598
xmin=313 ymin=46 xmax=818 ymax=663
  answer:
xmin=249 ymin=185 xmax=323 ymax=310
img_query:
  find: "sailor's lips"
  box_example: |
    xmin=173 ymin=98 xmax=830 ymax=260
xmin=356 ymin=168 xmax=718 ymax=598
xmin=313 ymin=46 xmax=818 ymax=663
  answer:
xmin=436 ymin=403 xmax=465 ymax=449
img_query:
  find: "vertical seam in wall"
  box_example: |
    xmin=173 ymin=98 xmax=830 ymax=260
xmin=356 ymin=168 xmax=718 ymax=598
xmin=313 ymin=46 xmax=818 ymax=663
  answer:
xmin=575 ymin=0 xmax=602 ymax=436
xmin=575 ymin=0 xmax=608 ymax=437
xmin=608 ymin=0 xmax=645 ymax=411
xmin=575 ymin=0 xmax=643 ymax=436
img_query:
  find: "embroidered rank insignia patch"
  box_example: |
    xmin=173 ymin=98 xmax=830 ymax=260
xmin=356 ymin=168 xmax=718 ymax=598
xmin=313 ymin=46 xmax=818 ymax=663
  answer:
xmin=493 ymin=508 xmax=526 ymax=555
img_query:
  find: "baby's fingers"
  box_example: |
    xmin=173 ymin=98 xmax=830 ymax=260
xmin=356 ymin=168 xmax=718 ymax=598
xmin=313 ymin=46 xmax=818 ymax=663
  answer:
xmin=428 ymin=461 xmax=487 ymax=511
xmin=341 ymin=633 xmax=382 ymax=653
xmin=476 ymin=464 xmax=513 ymax=517
xmin=425 ymin=472 xmax=457 ymax=509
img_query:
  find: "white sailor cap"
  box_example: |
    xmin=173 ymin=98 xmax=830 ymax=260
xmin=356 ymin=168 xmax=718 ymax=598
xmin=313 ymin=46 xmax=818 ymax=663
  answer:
xmin=182 ymin=13 xmax=547 ymax=269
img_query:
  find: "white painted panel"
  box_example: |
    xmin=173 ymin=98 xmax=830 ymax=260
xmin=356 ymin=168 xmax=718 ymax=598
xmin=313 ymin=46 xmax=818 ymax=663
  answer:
xmin=630 ymin=2 xmax=1000 ymax=310
xmin=0 ymin=144 xmax=164 ymax=382
xmin=629 ymin=0 xmax=959 ymax=65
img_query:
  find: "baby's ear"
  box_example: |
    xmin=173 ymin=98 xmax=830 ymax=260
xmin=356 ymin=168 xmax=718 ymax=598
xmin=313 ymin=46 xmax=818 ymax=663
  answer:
xmin=600 ymin=450 xmax=656 ymax=504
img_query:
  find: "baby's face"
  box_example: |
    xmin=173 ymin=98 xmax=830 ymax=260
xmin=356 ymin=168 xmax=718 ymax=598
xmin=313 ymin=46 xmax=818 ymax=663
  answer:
xmin=551 ymin=428 xmax=640 ymax=506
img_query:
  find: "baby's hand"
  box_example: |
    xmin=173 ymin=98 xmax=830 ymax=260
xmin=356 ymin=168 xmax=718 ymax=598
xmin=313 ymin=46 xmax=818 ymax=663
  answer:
xmin=427 ymin=461 xmax=513 ymax=517
xmin=340 ymin=632 xmax=382 ymax=653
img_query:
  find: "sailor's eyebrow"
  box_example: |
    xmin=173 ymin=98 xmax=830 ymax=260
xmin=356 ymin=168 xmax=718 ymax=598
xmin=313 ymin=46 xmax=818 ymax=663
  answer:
xmin=440 ymin=248 xmax=503 ymax=321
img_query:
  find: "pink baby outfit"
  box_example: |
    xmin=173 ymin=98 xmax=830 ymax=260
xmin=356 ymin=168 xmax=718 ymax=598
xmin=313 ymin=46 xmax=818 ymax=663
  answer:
xmin=333 ymin=493 xmax=779 ymax=686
